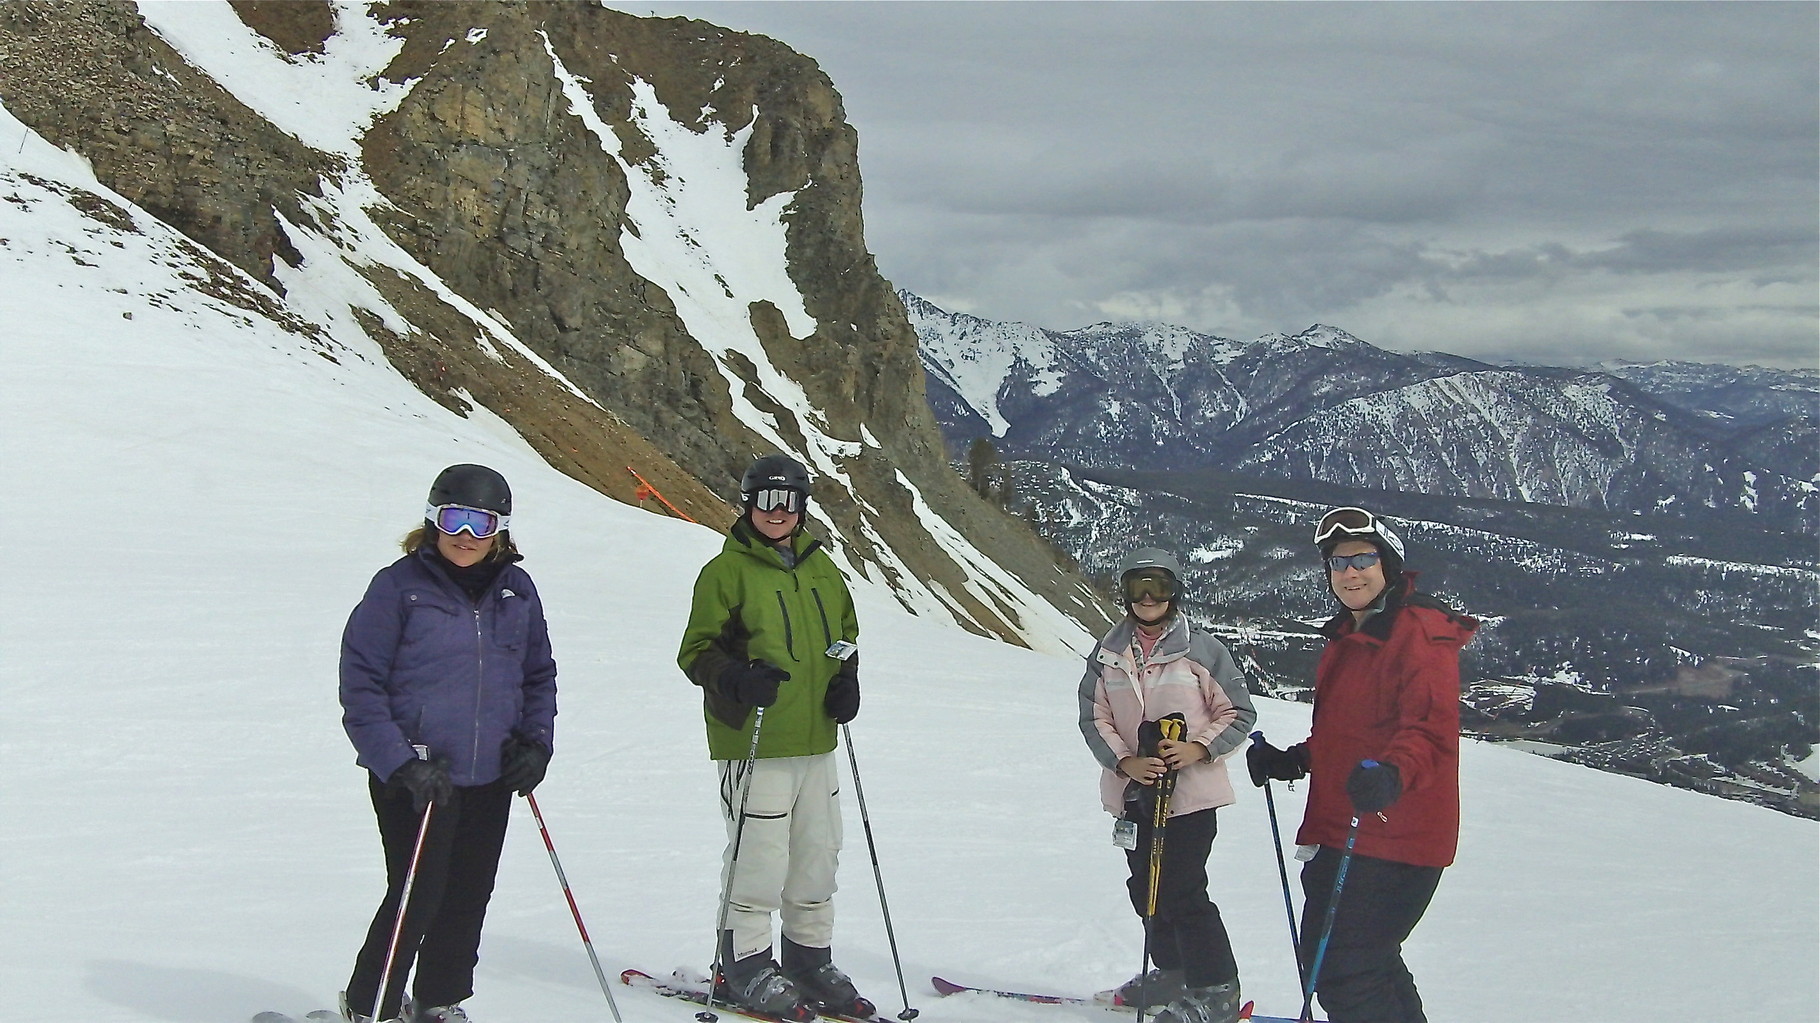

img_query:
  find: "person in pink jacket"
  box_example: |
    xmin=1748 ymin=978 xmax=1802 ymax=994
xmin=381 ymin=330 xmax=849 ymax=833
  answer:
xmin=1079 ymin=548 xmax=1258 ymax=1023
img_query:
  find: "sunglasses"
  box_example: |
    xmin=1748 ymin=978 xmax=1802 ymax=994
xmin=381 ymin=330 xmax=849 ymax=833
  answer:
xmin=1314 ymin=506 xmax=1380 ymax=546
xmin=752 ymin=487 xmax=803 ymax=514
xmin=1122 ymin=570 xmax=1176 ymax=603
xmin=1326 ymin=551 xmax=1382 ymax=573
xmin=427 ymin=503 xmax=507 ymax=539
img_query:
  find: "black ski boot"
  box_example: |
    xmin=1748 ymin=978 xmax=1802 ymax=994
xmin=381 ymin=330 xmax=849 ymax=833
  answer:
xmin=1096 ymin=967 xmax=1186 ymax=1008
xmin=782 ymin=937 xmax=876 ymax=1017
xmin=338 ymin=991 xmax=408 ymax=1023
xmin=714 ymin=935 xmax=817 ymax=1022
xmin=1153 ymin=981 xmax=1242 ymax=1023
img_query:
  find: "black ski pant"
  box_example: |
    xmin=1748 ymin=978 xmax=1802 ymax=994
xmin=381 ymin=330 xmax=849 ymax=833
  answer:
xmin=1122 ymin=804 xmax=1239 ymax=990
xmin=1298 ymin=845 xmax=1443 ymax=1023
xmin=347 ymin=775 xmax=513 ymax=1019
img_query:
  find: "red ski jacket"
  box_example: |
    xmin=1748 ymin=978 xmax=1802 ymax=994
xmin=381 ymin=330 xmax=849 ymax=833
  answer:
xmin=1296 ymin=579 xmax=1477 ymax=868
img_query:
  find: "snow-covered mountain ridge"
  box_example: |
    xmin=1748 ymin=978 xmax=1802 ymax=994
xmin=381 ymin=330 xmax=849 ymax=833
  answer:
xmin=909 ymin=294 xmax=1817 ymax=816
xmin=908 ymin=292 xmax=1819 ymax=532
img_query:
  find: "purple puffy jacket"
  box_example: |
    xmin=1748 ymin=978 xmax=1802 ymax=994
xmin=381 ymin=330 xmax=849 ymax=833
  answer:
xmin=340 ymin=548 xmax=557 ymax=787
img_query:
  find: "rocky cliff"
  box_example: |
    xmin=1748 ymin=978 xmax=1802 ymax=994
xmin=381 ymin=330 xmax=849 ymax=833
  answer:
xmin=0 ymin=0 xmax=1107 ymax=651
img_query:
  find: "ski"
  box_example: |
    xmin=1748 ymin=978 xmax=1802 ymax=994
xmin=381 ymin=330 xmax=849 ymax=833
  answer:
xmin=931 ymin=974 xmax=1094 ymax=1005
xmin=931 ymin=976 xmax=1288 ymax=1021
xmin=250 ymin=1012 xmax=340 ymax=1023
xmin=622 ymin=968 xmax=898 ymax=1023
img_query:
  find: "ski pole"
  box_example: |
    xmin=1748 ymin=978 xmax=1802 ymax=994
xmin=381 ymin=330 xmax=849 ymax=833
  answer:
xmin=373 ymin=799 xmax=434 ymax=1023
xmin=1136 ymin=768 xmax=1177 ymax=1023
xmin=1249 ymin=732 xmax=1302 ymax=966
xmin=842 ymin=723 xmax=919 ymax=1021
xmin=700 ymin=707 xmax=766 ymax=1023
xmin=1136 ymin=716 xmax=1184 ymax=1023
xmin=525 ymin=792 xmax=623 ymax=1023
xmin=1301 ymin=771 xmax=1367 ymax=1023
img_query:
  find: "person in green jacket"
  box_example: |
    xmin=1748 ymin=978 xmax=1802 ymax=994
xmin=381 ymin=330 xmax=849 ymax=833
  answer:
xmin=678 ymin=454 xmax=868 ymax=1022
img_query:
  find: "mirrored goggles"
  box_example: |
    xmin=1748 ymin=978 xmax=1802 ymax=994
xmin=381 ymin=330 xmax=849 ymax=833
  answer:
xmin=1122 ymin=570 xmax=1177 ymax=603
xmin=427 ymin=502 xmax=507 ymax=539
xmin=1326 ymin=550 xmax=1383 ymax=573
xmin=751 ymin=487 xmax=803 ymax=514
xmin=1313 ymin=506 xmax=1379 ymax=546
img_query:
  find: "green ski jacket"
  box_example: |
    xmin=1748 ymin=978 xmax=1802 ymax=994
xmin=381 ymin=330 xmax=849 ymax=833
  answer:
xmin=678 ymin=518 xmax=859 ymax=760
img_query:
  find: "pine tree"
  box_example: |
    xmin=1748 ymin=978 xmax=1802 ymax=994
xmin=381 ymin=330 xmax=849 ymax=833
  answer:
xmin=967 ymin=437 xmax=998 ymax=498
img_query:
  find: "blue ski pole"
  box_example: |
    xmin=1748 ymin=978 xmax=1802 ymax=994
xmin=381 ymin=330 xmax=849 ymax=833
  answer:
xmin=1300 ymin=761 xmax=1372 ymax=1023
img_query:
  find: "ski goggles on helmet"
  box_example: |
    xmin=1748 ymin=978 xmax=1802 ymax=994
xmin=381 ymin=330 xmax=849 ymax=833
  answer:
xmin=427 ymin=502 xmax=508 ymax=539
xmin=1313 ymin=506 xmax=1380 ymax=546
xmin=750 ymin=487 xmax=804 ymax=514
xmin=1121 ymin=568 xmax=1177 ymax=603
xmin=1326 ymin=550 xmax=1383 ymax=573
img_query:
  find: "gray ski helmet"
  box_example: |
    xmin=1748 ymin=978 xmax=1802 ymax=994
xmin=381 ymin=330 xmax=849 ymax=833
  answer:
xmin=427 ymin=463 xmax=511 ymax=515
xmin=740 ymin=454 xmax=812 ymax=505
xmin=1118 ymin=547 xmax=1184 ymax=606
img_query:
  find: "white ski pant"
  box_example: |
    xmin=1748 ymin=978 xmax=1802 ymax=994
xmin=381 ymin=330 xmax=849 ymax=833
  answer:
xmin=717 ymin=751 xmax=843 ymax=961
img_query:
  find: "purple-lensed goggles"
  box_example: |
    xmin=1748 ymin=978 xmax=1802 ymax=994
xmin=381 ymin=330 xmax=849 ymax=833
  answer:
xmin=750 ymin=487 xmax=804 ymax=514
xmin=427 ymin=502 xmax=508 ymax=539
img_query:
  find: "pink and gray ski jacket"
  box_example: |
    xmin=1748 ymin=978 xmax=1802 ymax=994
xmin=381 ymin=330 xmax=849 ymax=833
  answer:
xmin=1078 ymin=614 xmax=1257 ymax=818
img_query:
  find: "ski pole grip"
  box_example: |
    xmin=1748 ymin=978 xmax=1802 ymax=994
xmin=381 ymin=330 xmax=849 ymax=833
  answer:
xmin=1250 ymin=730 xmax=1265 ymax=741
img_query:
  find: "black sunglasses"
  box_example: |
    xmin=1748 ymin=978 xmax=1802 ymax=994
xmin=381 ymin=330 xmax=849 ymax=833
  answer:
xmin=1326 ymin=551 xmax=1382 ymax=573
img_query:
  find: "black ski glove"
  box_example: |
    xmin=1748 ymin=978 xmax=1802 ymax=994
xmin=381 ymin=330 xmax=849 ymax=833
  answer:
xmin=1246 ymin=738 xmax=1310 ymax=787
xmin=499 ymin=731 xmax=551 ymax=796
xmin=389 ymin=757 xmax=453 ymax=814
xmin=1347 ymin=760 xmax=1403 ymax=814
xmin=719 ymin=659 xmax=790 ymax=707
xmin=823 ymin=660 xmax=859 ymax=724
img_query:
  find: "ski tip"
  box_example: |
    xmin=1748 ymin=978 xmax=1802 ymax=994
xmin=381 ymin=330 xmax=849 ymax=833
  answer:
xmin=1238 ymin=1000 xmax=1254 ymax=1020
xmin=251 ymin=1014 xmax=296 ymax=1023
xmin=930 ymin=976 xmax=965 ymax=996
xmin=620 ymin=967 xmax=653 ymax=984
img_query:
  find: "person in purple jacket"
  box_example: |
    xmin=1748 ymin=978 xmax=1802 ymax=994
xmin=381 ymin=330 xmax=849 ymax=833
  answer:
xmin=337 ymin=464 xmax=557 ymax=1023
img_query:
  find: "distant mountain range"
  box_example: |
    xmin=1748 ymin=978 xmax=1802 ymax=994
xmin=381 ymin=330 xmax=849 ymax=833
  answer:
xmin=906 ymin=291 xmax=1819 ymax=533
xmin=904 ymin=291 xmax=1819 ymax=817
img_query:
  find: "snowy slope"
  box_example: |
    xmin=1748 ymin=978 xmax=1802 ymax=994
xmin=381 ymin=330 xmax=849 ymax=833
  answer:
xmin=3 ymin=107 xmax=1816 ymax=1023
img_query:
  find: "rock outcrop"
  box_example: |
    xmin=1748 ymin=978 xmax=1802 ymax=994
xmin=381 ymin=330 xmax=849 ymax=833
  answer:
xmin=0 ymin=0 xmax=1108 ymax=649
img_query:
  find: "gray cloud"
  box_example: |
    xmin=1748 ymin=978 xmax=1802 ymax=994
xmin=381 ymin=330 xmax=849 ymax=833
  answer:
xmin=626 ymin=1 xmax=1818 ymax=369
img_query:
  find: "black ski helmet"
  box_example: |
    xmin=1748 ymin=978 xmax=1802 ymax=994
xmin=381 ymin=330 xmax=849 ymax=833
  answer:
xmin=1117 ymin=547 xmax=1184 ymax=611
xmin=427 ymin=463 xmax=512 ymax=515
xmin=740 ymin=454 xmax=812 ymax=506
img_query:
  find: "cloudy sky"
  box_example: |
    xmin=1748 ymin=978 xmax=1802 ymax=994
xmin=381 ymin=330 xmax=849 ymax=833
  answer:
xmin=624 ymin=2 xmax=1816 ymax=370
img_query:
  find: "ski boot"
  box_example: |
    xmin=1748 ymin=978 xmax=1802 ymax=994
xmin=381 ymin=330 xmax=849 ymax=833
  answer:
xmin=338 ymin=991 xmax=408 ymax=1023
xmin=411 ymin=1006 xmax=470 ymax=1023
xmin=1096 ymin=967 xmax=1186 ymax=1008
xmin=715 ymin=950 xmax=817 ymax=1021
xmin=1153 ymin=981 xmax=1242 ymax=1023
xmin=782 ymin=938 xmax=876 ymax=1017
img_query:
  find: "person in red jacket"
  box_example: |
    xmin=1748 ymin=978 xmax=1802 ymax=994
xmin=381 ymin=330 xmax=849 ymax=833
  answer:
xmin=1246 ymin=506 xmax=1476 ymax=1023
